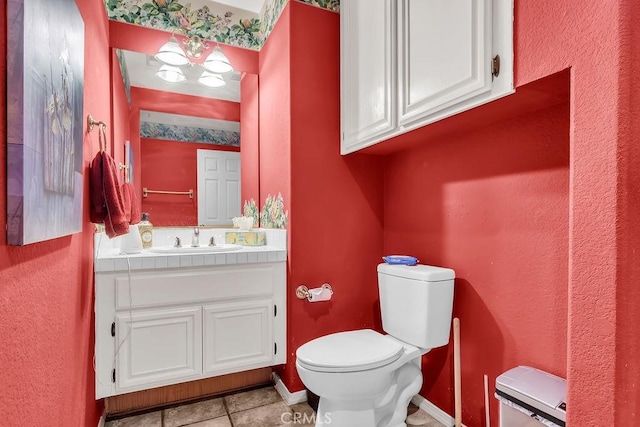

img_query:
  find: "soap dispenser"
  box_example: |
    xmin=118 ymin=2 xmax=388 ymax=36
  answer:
xmin=138 ymin=212 xmax=153 ymax=249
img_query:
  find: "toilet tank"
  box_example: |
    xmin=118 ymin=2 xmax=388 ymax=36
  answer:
xmin=378 ymin=263 xmax=455 ymax=349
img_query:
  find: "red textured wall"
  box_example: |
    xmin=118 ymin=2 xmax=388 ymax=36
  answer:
xmin=261 ymin=2 xmax=385 ymax=391
xmin=258 ymin=6 xmax=291 ymax=213
xmin=385 ymin=101 xmax=570 ymax=425
xmin=140 ymin=138 xmax=239 ymax=226
xmin=615 ymin=0 xmax=640 ymax=422
xmin=0 ymin=0 xmax=107 ymax=425
xmin=257 ymin=1 xmax=640 ymax=426
xmin=379 ymin=0 xmax=640 ymax=425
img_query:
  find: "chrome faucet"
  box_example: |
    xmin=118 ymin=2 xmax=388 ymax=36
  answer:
xmin=208 ymin=236 xmax=216 ymax=247
xmin=192 ymin=227 xmax=200 ymax=247
xmin=174 ymin=236 xmax=182 ymax=248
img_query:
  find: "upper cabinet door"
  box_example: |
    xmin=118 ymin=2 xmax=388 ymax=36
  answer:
xmin=341 ymin=0 xmax=397 ymax=154
xmin=340 ymin=0 xmax=513 ymax=154
xmin=398 ymin=0 xmax=492 ymax=127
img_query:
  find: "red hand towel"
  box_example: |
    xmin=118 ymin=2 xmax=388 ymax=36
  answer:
xmin=89 ymin=153 xmax=106 ymax=223
xmin=121 ymin=182 xmax=141 ymax=225
xmin=101 ymin=152 xmax=129 ymax=237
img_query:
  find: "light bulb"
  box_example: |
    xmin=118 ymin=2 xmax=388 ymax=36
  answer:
xmin=155 ymin=36 xmax=189 ymax=66
xmin=197 ymin=71 xmax=226 ymax=88
xmin=202 ymin=46 xmax=233 ymax=74
xmin=155 ymin=64 xmax=186 ymax=83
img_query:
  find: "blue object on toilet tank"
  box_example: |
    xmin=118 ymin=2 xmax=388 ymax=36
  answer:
xmin=382 ymin=255 xmax=419 ymax=266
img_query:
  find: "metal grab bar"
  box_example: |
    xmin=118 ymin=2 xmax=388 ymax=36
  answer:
xmin=142 ymin=188 xmax=194 ymax=199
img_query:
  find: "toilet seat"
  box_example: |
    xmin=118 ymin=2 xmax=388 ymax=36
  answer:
xmin=296 ymin=329 xmax=404 ymax=373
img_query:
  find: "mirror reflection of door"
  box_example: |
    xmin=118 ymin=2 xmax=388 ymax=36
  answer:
xmin=197 ymin=149 xmax=241 ymax=226
xmin=115 ymin=48 xmax=251 ymax=226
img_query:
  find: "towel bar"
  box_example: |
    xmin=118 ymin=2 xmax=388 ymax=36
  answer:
xmin=142 ymin=188 xmax=194 ymax=199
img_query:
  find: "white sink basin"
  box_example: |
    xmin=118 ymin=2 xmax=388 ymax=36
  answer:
xmin=147 ymin=244 xmax=243 ymax=254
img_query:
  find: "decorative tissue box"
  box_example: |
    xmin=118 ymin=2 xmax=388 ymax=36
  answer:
xmin=225 ymin=231 xmax=266 ymax=246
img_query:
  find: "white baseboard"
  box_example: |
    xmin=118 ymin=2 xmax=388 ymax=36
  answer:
xmin=271 ymin=377 xmax=464 ymax=424
xmin=411 ymin=394 xmax=468 ymax=427
xmin=272 ymin=372 xmax=308 ymax=405
xmin=97 ymin=411 xmax=106 ymax=427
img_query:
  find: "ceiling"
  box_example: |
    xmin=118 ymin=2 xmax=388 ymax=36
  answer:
xmin=211 ymin=0 xmax=266 ymax=14
xmin=122 ymin=50 xmax=241 ymax=102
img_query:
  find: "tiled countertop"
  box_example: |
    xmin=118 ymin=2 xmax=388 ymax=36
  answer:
xmin=95 ymin=227 xmax=287 ymax=273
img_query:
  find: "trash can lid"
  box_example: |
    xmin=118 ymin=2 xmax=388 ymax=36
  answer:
xmin=496 ymin=366 xmax=566 ymax=423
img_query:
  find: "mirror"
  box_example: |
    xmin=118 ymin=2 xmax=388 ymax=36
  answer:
xmin=110 ymin=30 xmax=260 ymax=227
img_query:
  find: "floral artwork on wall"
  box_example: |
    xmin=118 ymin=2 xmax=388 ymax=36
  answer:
xmin=140 ymin=121 xmax=240 ymax=146
xmin=260 ymin=193 xmax=288 ymax=229
xmin=7 ymin=0 xmax=85 ymax=245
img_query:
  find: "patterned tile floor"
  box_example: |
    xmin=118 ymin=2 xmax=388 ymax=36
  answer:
xmin=105 ymin=386 xmax=446 ymax=427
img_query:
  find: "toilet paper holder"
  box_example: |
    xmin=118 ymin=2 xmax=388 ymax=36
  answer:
xmin=296 ymin=284 xmax=333 ymax=300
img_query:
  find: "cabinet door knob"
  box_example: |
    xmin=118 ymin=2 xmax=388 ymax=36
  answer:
xmin=492 ymin=55 xmax=501 ymax=79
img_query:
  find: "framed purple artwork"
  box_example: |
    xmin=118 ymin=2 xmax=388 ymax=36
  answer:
xmin=7 ymin=0 xmax=85 ymax=245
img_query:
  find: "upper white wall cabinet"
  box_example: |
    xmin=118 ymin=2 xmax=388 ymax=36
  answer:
xmin=340 ymin=0 xmax=514 ymax=154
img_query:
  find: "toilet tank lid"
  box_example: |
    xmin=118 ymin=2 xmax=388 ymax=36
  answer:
xmin=378 ymin=263 xmax=455 ymax=282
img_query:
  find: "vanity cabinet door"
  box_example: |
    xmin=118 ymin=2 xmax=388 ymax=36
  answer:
xmin=115 ymin=307 xmax=202 ymax=394
xmin=203 ymin=299 xmax=274 ymax=375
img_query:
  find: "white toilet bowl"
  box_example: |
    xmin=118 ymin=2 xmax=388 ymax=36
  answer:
xmin=296 ymin=329 xmax=426 ymax=427
xmin=295 ymin=264 xmax=455 ymax=427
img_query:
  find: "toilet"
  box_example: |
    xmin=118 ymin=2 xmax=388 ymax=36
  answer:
xmin=296 ymin=263 xmax=455 ymax=427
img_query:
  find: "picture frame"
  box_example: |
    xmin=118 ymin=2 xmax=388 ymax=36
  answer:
xmin=125 ymin=140 xmax=134 ymax=184
xmin=7 ymin=0 xmax=85 ymax=245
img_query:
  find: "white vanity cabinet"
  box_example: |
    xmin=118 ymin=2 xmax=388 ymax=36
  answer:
xmin=340 ymin=0 xmax=514 ymax=154
xmin=95 ymin=262 xmax=286 ymax=399
xmin=115 ymin=307 xmax=203 ymax=391
xmin=203 ymin=298 xmax=274 ymax=375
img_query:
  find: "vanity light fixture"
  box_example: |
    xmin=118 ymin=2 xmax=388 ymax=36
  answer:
xmin=203 ymin=46 xmax=234 ymax=74
xmin=154 ymin=34 xmax=234 ymax=87
xmin=155 ymin=64 xmax=186 ymax=83
xmin=155 ymin=36 xmax=189 ymax=66
xmin=197 ymin=71 xmax=226 ymax=88
xmin=184 ymin=35 xmax=207 ymax=59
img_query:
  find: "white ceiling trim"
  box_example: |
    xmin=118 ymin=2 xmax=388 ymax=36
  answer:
xmin=209 ymin=0 xmax=266 ymax=14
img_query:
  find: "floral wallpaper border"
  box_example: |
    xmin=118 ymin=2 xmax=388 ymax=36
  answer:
xmin=140 ymin=121 xmax=240 ymax=146
xmin=104 ymin=0 xmax=340 ymax=50
xmin=105 ymin=0 xmax=262 ymax=49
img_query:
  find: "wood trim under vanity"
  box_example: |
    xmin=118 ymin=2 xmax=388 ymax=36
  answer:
xmin=104 ymin=367 xmax=273 ymax=416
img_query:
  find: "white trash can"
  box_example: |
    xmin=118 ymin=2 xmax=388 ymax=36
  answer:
xmin=495 ymin=366 xmax=566 ymax=427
